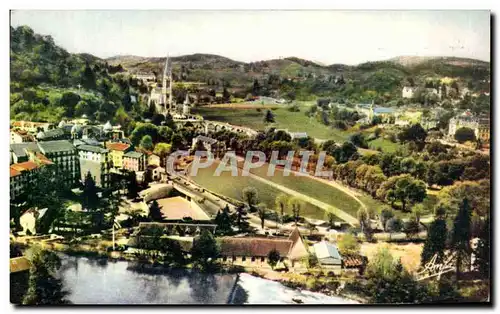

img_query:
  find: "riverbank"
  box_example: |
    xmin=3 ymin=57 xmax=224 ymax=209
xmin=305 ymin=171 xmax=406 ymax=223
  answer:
xmin=14 ymin=237 xmax=364 ymax=304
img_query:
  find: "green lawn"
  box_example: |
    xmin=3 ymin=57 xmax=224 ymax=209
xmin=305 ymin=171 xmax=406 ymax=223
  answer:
xmin=366 ymin=137 xmax=401 ymax=153
xmin=192 ymin=107 xmax=350 ymax=142
xmin=192 ymin=106 xmax=403 ymax=153
xmin=189 ymin=162 xmax=344 ymax=222
xmin=247 ymin=165 xmax=362 ymax=217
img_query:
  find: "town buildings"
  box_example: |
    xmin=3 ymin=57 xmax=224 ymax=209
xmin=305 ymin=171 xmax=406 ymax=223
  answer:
xmin=106 ymin=142 xmax=132 ymax=168
xmin=402 ymin=86 xmax=415 ymax=99
xmin=10 ymin=150 xmax=54 ymax=200
xmin=77 ymin=144 xmax=112 ymax=188
xmin=312 ymin=241 xmax=343 ymax=274
xmin=448 ymin=110 xmax=490 ymax=142
xmin=192 ymin=135 xmax=220 ymax=153
xmin=218 ymin=228 xmax=309 ymax=270
xmin=37 ymin=140 xmax=79 ymax=185
xmin=10 ymin=129 xmax=34 ymax=144
xmin=123 ymin=151 xmax=147 ymax=173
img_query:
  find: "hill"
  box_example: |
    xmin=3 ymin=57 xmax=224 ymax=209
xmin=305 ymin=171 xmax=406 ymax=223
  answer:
xmin=10 ymin=26 xmax=149 ymax=123
xmin=108 ymin=52 xmax=490 ymax=102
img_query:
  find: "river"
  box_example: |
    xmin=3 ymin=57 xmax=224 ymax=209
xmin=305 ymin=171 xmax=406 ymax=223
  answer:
xmin=58 ymin=255 xmax=358 ymax=305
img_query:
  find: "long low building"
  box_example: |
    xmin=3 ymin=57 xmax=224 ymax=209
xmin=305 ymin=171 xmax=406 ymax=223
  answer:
xmin=218 ymin=228 xmax=309 ymax=269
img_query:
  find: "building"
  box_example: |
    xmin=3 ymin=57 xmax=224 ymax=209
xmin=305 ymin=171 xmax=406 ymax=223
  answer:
xmin=146 ymin=164 xmax=166 ymax=181
xmin=106 ymin=142 xmax=132 ymax=169
xmin=312 ymin=241 xmax=343 ymax=274
xmin=77 ymin=144 xmax=111 ymax=187
xmin=402 ymin=86 xmax=415 ymax=99
xmin=10 ymin=121 xmax=52 ymax=133
xmin=289 ymin=132 xmax=308 ymax=140
xmin=10 ymin=154 xmax=54 ymax=200
xmin=10 ymin=142 xmax=40 ymax=164
xmin=148 ymin=153 xmax=161 ymax=167
xmin=448 ymin=110 xmax=490 ymax=142
xmin=153 ymin=196 xmax=211 ymax=221
xmin=192 ymin=135 xmax=219 ymax=153
xmin=218 ymin=228 xmax=309 ymax=269
xmin=36 ymin=128 xmax=66 ymax=141
xmin=183 ymin=93 xmax=191 ymax=115
xmin=37 ymin=140 xmax=79 ymax=185
xmin=10 ymin=129 xmax=34 ymax=144
xmin=20 ymin=208 xmax=48 ymax=235
xmin=123 ymin=151 xmax=147 ymax=173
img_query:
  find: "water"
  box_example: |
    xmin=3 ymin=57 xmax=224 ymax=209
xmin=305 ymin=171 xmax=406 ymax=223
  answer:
xmin=58 ymin=255 xmax=357 ymax=305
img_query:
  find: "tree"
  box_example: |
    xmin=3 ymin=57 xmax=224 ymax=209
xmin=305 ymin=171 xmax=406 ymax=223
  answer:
xmin=421 ymin=218 xmax=448 ymax=266
xmin=393 ymin=175 xmax=427 ymax=212
xmin=126 ymin=171 xmax=140 ymax=199
xmin=263 ymin=109 xmax=275 ymax=123
xmin=474 ymin=216 xmax=490 ymax=279
xmin=398 ymin=123 xmax=427 ymax=145
xmin=454 ymin=127 xmax=476 ymax=143
xmin=215 ymin=205 xmax=233 ymax=235
xmin=148 ymin=200 xmax=163 ymax=221
xmin=275 ymin=194 xmax=288 ymax=228
xmin=365 ymin=248 xmax=433 ymax=304
xmin=153 ymin=142 xmax=172 ymax=166
xmin=333 ymin=142 xmax=359 ymax=163
xmin=288 ymin=197 xmax=304 ymax=225
xmin=81 ymin=61 xmax=96 ymax=90
xmin=81 ymin=171 xmax=99 ymax=211
xmin=337 ymin=233 xmax=360 ymax=255
xmin=451 ymin=198 xmax=472 ymax=284
xmin=23 ymin=246 xmax=69 ymax=305
xmin=326 ymin=212 xmax=336 ymax=229
xmin=267 ymin=248 xmax=281 ymax=270
xmin=190 ymin=230 xmax=219 ymax=270
xmin=242 ymin=187 xmax=258 ymax=212
xmin=380 ymin=208 xmax=394 ymax=232
xmin=252 ymin=79 xmax=261 ymax=96
xmin=403 ymin=217 xmax=420 ymax=239
xmin=386 ymin=217 xmax=403 ymax=240
xmin=232 ymin=204 xmax=250 ymax=232
xmin=140 ymin=135 xmax=154 ymax=150
xmin=222 ymin=87 xmax=230 ymax=102
xmin=349 ymin=133 xmax=368 ymax=148
xmin=257 ymin=203 xmax=268 ymax=229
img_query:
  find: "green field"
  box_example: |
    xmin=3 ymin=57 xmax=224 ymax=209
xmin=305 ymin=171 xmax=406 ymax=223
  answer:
xmin=247 ymin=165 xmax=362 ymax=217
xmin=192 ymin=106 xmax=350 ymax=142
xmin=192 ymin=106 xmax=402 ymax=153
xmin=189 ymin=162 xmax=344 ymax=222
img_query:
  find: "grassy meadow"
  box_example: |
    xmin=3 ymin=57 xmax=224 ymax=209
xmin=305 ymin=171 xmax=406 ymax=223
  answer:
xmin=189 ymin=162 xmax=344 ymax=222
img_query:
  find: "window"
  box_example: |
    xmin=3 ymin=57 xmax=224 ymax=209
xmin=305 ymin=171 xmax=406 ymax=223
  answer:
xmin=222 ymin=256 xmax=227 ymax=262
xmin=232 ymin=256 xmax=236 ymax=262
xmin=261 ymin=257 xmax=265 ymax=262
xmin=251 ymin=257 xmax=256 ymax=262
xmin=242 ymin=256 xmax=246 ymax=262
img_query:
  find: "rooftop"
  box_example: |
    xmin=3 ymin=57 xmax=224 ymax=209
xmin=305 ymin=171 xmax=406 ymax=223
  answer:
xmin=78 ymin=144 xmax=109 ymax=154
xmin=38 ymin=140 xmax=76 ymax=154
xmin=10 ymin=142 xmax=40 ymax=158
xmin=219 ymin=237 xmax=293 ymax=258
xmin=39 ymin=128 xmax=65 ymax=138
xmin=124 ymin=151 xmax=144 ymax=159
xmin=106 ymin=142 xmax=131 ymax=152
xmin=313 ymin=241 xmax=342 ymax=260
xmin=195 ymin=135 xmax=218 ymax=145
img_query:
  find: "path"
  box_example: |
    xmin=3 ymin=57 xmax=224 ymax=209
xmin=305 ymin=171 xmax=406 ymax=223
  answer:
xmin=242 ymin=170 xmax=359 ymax=226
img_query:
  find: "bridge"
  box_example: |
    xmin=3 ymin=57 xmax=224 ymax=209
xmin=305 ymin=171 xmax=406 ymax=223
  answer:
xmin=171 ymin=118 xmax=258 ymax=137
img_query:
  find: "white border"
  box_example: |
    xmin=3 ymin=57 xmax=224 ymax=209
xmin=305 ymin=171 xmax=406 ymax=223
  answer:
xmin=2 ymin=1 xmax=497 ymax=313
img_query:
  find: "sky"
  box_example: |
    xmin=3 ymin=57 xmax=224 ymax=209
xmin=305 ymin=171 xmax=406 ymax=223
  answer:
xmin=10 ymin=10 xmax=491 ymax=65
